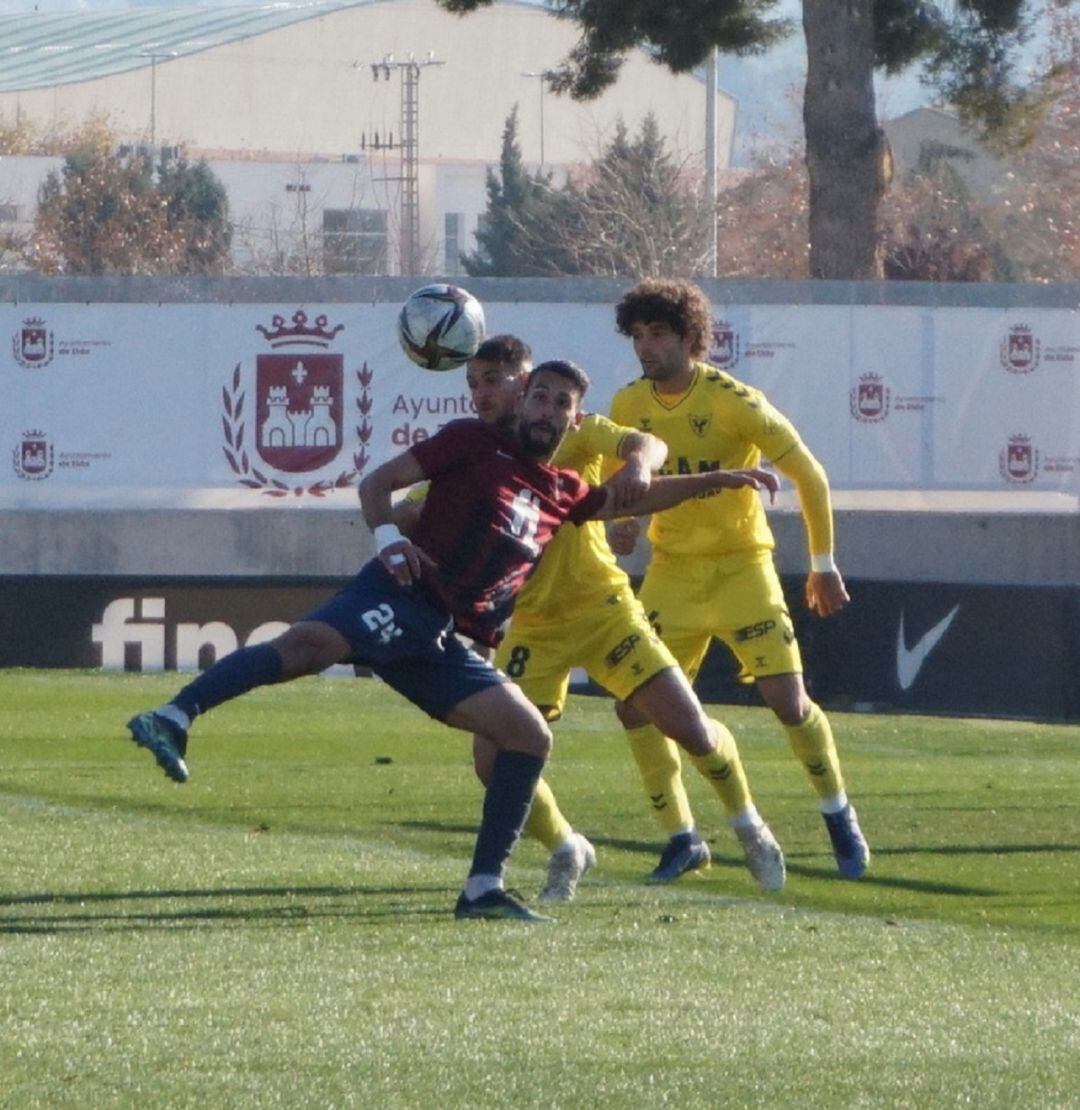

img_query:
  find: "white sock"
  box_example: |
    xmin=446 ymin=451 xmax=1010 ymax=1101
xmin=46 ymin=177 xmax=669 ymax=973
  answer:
xmin=465 ymin=874 xmax=502 ymax=901
xmin=156 ymin=703 xmax=191 ymax=731
xmin=729 ymin=805 xmax=762 ymax=830
xmin=820 ymin=792 xmax=849 ymax=816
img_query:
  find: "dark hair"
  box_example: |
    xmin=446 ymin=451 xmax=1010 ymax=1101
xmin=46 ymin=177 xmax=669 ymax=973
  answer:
xmin=615 ymin=279 xmax=712 ymax=358
xmin=472 ymin=333 xmax=532 ymax=374
xmin=527 ymin=359 xmax=590 ymax=398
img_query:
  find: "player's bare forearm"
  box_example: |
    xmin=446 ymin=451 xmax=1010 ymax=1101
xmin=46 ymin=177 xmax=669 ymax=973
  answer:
xmin=359 ymin=452 xmax=426 ymax=531
xmin=593 ymin=466 xmax=779 ymax=520
xmin=621 ymin=430 xmax=667 ymax=472
xmin=359 ymin=452 xmax=432 ymax=583
xmin=605 ymin=431 xmax=666 ymax=512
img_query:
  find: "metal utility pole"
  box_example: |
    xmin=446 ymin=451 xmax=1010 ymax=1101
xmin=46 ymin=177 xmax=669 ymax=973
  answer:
xmin=705 ymin=47 xmax=719 ymax=278
xmin=138 ymin=50 xmax=176 ymax=151
xmin=360 ymin=53 xmax=444 ymax=275
xmin=520 ymin=70 xmax=555 ymax=166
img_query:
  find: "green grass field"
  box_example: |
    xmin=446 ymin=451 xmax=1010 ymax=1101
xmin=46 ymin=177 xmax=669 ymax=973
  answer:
xmin=1 ymin=669 xmax=1077 ymax=1108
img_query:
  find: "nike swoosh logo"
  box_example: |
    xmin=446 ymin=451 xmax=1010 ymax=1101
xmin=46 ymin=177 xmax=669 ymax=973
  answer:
xmin=896 ymin=605 xmax=960 ymax=691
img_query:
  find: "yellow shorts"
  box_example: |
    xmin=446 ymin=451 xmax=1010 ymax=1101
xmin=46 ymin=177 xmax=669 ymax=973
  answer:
xmin=495 ymin=585 xmax=677 ymax=720
xmin=637 ymin=551 xmax=802 ymax=682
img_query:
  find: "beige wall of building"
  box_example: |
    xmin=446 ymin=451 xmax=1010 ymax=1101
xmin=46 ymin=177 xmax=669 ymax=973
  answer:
xmin=0 ymin=0 xmax=734 ymax=169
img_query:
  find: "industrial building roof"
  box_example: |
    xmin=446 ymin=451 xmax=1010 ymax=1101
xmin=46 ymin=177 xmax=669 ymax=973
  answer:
xmin=0 ymin=1 xmax=374 ymax=92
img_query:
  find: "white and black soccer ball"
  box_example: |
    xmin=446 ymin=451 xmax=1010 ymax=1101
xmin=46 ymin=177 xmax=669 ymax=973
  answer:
xmin=397 ymin=284 xmax=485 ymax=372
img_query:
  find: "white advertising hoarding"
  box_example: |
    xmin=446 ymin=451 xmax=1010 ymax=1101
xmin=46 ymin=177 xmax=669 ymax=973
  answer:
xmin=3 ymin=299 xmax=1077 ymax=509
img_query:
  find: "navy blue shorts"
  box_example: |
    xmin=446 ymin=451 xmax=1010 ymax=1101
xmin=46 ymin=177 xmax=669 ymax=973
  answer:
xmin=305 ymin=559 xmax=508 ymax=720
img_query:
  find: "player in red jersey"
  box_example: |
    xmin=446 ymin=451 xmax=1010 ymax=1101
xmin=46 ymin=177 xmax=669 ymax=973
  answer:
xmin=127 ymin=360 xmax=778 ymax=922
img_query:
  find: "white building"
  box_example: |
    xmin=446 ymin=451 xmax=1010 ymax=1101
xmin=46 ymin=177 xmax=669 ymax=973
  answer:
xmin=0 ymin=0 xmax=736 ymax=273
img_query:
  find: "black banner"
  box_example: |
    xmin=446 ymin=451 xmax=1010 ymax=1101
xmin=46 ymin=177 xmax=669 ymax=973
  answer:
xmin=1 ymin=575 xmax=1077 ymax=722
xmin=695 ymin=577 xmax=1080 ymax=724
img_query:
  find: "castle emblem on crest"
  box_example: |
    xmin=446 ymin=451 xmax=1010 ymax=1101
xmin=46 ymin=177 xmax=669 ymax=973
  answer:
xmin=222 ymin=310 xmax=367 ymax=497
xmin=12 ymin=429 xmax=54 ymax=480
xmin=12 ymin=317 xmax=54 ymax=368
xmin=850 ymin=373 xmax=890 ymax=423
xmin=709 ymin=320 xmax=740 ymax=370
xmin=999 ymin=434 xmax=1039 ymax=484
xmin=1000 ymin=324 xmax=1040 ymax=374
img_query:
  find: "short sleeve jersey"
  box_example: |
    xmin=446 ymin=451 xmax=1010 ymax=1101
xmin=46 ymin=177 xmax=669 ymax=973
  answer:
xmin=511 ymin=413 xmax=631 ymax=623
xmin=609 ymin=362 xmax=800 ymax=559
xmin=408 ymin=419 xmax=608 ymax=646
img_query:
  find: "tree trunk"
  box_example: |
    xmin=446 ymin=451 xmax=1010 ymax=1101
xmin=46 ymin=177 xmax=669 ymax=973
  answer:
xmin=803 ymin=0 xmax=884 ymax=279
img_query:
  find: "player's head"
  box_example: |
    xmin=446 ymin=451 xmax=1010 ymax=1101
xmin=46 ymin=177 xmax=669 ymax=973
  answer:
xmin=615 ymin=278 xmax=711 ymax=380
xmin=517 ymin=359 xmax=589 ymax=459
xmin=466 ymin=334 xmax=532 ymax=427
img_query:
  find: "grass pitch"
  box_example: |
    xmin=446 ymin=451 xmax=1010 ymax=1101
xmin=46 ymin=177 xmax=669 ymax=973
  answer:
xmin=1 ymin=669 xmax=1077 ymax=1108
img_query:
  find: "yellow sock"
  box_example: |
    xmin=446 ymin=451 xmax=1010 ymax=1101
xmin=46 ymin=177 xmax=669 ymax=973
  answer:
xmin=624 ymin=723 xmax=695 ymax=835
xmin=523 ymin=776 xmax=573 ymax=852
xmin=784 ymin=702 xmax=845 ymax=800
xmin=690 ymin=719 xmax=753 ymax=817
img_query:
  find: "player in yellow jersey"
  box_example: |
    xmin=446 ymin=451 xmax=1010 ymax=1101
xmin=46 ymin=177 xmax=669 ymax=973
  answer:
xmin=457 ymin=335 xmax=787 ymax=898
xmin=609 ymin=278 xmax=870 ymax=880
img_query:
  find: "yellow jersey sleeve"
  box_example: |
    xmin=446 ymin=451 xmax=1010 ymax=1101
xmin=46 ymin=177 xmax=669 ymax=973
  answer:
xmin=771 ymin=440 xmax=834 ymax=558
xmin=610 ymin=363 xmax=801 ymax=559
xmin=512 ymin=413 xmax=631 ymax=621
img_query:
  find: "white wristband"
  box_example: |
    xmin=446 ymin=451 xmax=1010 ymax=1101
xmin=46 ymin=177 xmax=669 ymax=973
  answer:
xmin=374 ymin=523 xmax=405 ymax=554
xmin=811 ymin=553 xmax=837 ymax=574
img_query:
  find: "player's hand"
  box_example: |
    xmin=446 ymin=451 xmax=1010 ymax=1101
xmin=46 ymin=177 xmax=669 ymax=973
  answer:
xmin=605 ymin=456 xmax=652 ymax=512
xmin=608 ymin=517 xmax=641 ymax=556
xmin=806 ymin=570 xmax=850 ymax=617
xmin=717 ymin=467 xmax=780 ymax=503
xmin=380 ymin=539 xmax=434 ymax=585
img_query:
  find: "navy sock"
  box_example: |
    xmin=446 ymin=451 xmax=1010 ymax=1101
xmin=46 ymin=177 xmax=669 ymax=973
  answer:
xmin=172 ymin=643 xmax=284 ymax=721
xmin=468 ymin=749 xmax=545 ymax=881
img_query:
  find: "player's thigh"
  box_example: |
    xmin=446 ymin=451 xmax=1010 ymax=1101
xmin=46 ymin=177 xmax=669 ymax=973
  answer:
xmin=495 ymin=621 xmax=573 ymax=720
xmin=582 ymin=595 xmax=682 ymax=704
xmin=635 ymin=563 xmax=714 ymax=683
xmin=715 ymin=560 xmax=803 ymax=679
xmin=625 ymin=665 xmax=713 ymax=752
xmin=446 ymin=681 xmax=552 ymax=758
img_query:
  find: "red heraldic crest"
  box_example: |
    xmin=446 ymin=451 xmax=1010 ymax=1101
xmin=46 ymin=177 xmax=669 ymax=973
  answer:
xmin=255 ymin=353 xmax=343 ymax=473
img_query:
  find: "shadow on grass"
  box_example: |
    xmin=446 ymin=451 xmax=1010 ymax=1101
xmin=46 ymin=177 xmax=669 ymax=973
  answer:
xmin=398 ymin=820 xmax=1005 ymax=897
xmin=0 ymin=882 xmax=458 ymax=935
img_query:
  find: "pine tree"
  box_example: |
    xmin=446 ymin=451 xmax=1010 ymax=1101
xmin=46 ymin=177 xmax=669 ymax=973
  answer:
xmin=462 ymin=106 xmax=570 ymax=276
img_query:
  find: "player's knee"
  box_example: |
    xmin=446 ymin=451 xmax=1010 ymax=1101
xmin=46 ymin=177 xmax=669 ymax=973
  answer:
xmin=670 ymin=720 xmax=714 ymax=757
xmin=773 ymin=696 xmax=812 ymax=727
xmin=615 ymin=698 xmax=647 ymax=730
xmin=527 ymin=718 xmax=554 ymax=759
xmin=273 ymin=622 xmax=343 ymax=678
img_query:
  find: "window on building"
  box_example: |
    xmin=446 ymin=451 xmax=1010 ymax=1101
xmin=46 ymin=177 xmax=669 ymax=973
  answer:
xmin=444 ymin=212 xmax=464 ymax=274
xmin=0 ymin=204 xmax=19 ymax=223
xmin=323 ymin=208 xmax=388 ymax=275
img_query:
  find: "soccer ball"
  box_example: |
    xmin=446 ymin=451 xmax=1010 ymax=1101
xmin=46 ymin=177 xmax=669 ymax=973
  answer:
xmin=397 ymin=284 xmax=485 ymax=371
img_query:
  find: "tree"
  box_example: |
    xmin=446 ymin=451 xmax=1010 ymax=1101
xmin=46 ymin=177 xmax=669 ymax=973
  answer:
xmin=462 ymin=105 xmax=574 ymax=276
xmin=982 ymin=0 xmax=1080 ymax=281
xmin=466 ymin=111 xmax=711 ymax=277
xmin=437 ymin=0 xmax=1050 ymax=280
xmin=545 ymin=114 xmax=713 ymax=276
xmin=25 ymin=126 xmax=231 ymax=275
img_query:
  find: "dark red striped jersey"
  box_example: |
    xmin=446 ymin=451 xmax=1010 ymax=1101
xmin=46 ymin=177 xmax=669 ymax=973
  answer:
xmin=409 ymin=419 xmax=607 ymax=647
